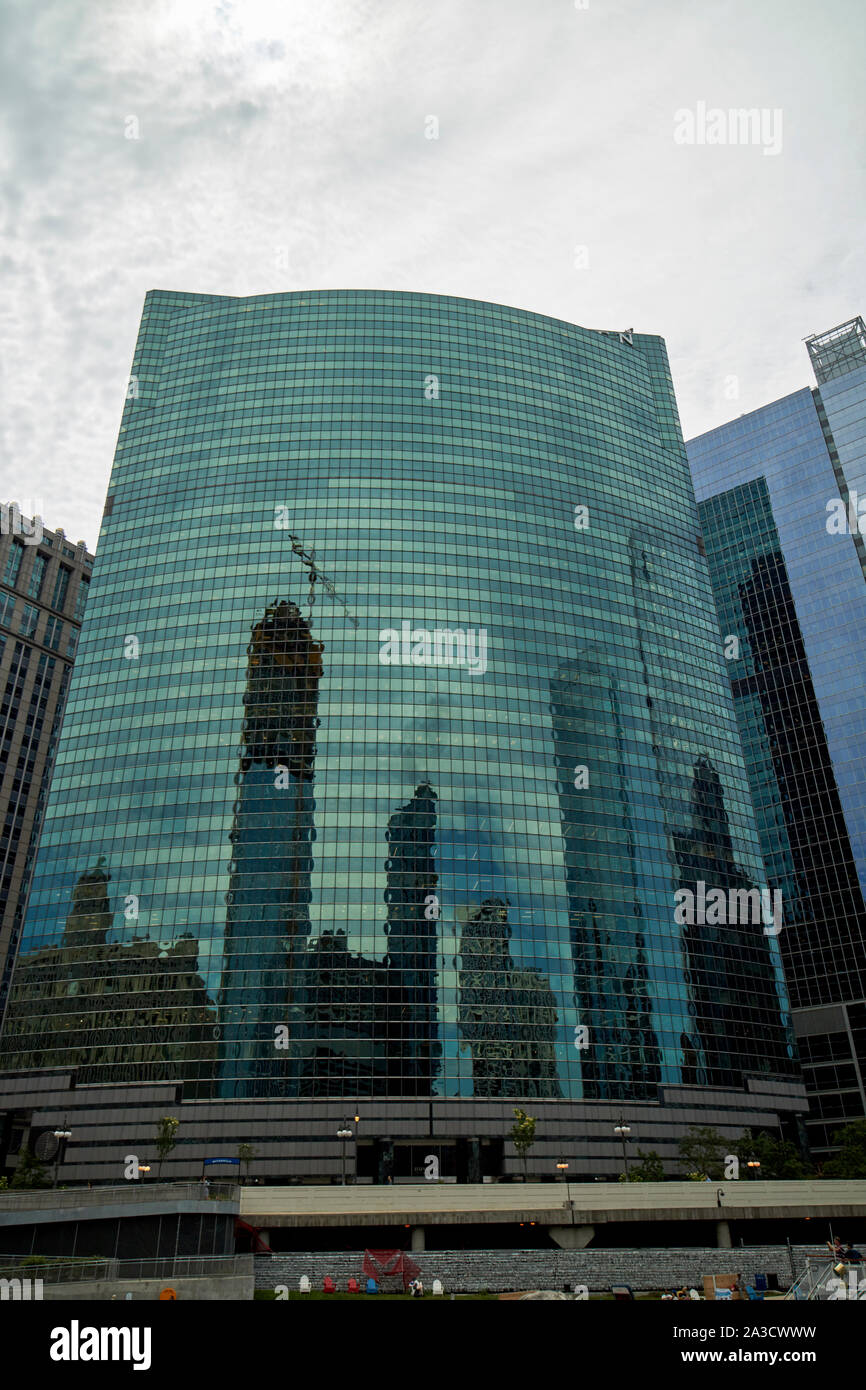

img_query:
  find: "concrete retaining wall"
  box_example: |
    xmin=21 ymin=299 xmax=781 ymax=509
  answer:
xmin=255 ymin=1246 xmax=827 ymax=1294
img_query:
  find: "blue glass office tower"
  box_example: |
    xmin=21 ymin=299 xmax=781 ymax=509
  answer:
xmin=689 ymin=317 xmax=866 ymax=1156
xmin=0 ymin=292 xmax=804 ymax=1182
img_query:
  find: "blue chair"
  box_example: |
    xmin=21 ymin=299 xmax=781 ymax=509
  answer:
xmin=365 ymin=1277 xmax=379 ymax=1295
xmin=745 ymin=1285 xmax=763 ymax=1301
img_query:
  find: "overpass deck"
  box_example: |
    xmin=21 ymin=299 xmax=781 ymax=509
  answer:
xmin=239 ymin=1179 xmax=866 ymax=1228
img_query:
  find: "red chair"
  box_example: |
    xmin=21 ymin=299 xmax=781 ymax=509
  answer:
xmin=347 ymin=1278 xmax=360 ymax=1294
xmin=323 ymin=1276 xmax=336 ymax=1294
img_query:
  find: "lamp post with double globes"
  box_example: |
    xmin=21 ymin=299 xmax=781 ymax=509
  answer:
xmin=613 ymin=1118 xmax=631 ymax=1179
xmin=51 ymin=1125 xmax=72 ymax=1189
xmin=337 ymin=1125 xmax=354 ymax=1186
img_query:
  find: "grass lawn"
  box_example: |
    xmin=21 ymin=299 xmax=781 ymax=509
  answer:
xmin=255 ymin=1289 xmax=498 ymax=1301
xmin=254 ymin=1288 xmax=666 ymax=1301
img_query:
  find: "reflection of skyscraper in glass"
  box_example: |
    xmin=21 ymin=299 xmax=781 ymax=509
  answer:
xmin=218 ymin=600 xmax=321 ymax=1097
xmin=61 ymin=855 xmax=113 ymax=947
xmin=297 ymin=929 xmax=391 ymax=1097
xmin=293 ymin=781 xmax=442 ymax=1098
xmin=673 ymin=755 xmax=793 ymax=1087
xmin=1 ymin=859 xmax=216 ymax=1086
xmin=550 ymin=518 xmax=794 ymax=1101
xmin=625 ymin=527 xmax=793 ymax=1087
xmin=458 ymin=898 xmax=560 ymax=1097
xmin=551 ymin=656 xmax=662 ymax=1100
xmin=383 ymin=781 xmax=441 ymax=1096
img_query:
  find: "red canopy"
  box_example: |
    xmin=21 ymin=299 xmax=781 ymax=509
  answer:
xmin=362 ymin=1249 xmax=421 ymax=1290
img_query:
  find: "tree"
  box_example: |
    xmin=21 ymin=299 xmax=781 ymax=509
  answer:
xmin=678 ymin=1125 xmax=727 ymax=1181
xmin=823 ymin=1120 xmax=866 ymax=1179
xmin=620 ymin=1148 xmax=665 ymax=1182
xmin=155 ymin=1116 xmax=179 ymax=1180
xmin=237 ymin=1142 xmax=257 ymax=1184
xmin=10 ymin=1145 xmax=48 ymax=1189
xmin=510 ymin=1108 xmax=536 ymax=1180
xmin=734 ymin=1128 xmax=811 ymax=1180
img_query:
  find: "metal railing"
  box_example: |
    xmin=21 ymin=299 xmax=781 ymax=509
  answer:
xmin=0 ymin=1253 xmax=252 ymax=1285
xmin=0 ymin=1182 xmax=238 ymax=1211
xmin=783 ymin=1256 xmax=862 ymax=1300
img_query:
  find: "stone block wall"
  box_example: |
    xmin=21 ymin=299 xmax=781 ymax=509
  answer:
xmin=255 ymin=1245 xmax=826 ymax=1294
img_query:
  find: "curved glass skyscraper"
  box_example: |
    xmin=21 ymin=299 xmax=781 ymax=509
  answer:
xmin=0 ymin=291 xmax=805 ymax=1180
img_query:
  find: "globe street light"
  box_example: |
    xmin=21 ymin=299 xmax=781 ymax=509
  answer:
xmin=613 ymin=1118 xmax=631 ymax=1178
xmin=337 ymin=1126 xmax=354 ymax=1186
xmin=51 ymin=1126 xmax=72 ymax=1189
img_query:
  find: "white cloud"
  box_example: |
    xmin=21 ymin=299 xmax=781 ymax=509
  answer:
xmin=0 ymin=0 xmax=862 ymax=544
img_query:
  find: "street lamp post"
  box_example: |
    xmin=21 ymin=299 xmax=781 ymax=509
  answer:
xmin=52 ymin=1124 xmax=72 ymax=1189
xmin=337 ymin=1125 xmax=353 ymax=1186
xmin=613 ymin=1117 xmax=631 ymax=1178
xmin=556 ymin=1158 xmax=570 ymax=1205
xmin=556 ymin=1159 xmax=571 ymax=1217
xmin=747 ymin=1159 xmax=761 ymax=1180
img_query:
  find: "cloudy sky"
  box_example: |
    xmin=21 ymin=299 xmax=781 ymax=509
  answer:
xmin=1 ymin=0 xmax=863 ymax=547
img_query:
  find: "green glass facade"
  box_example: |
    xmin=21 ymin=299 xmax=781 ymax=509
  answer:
xmin=0 ymin=290 xmax=798 ymax=1110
